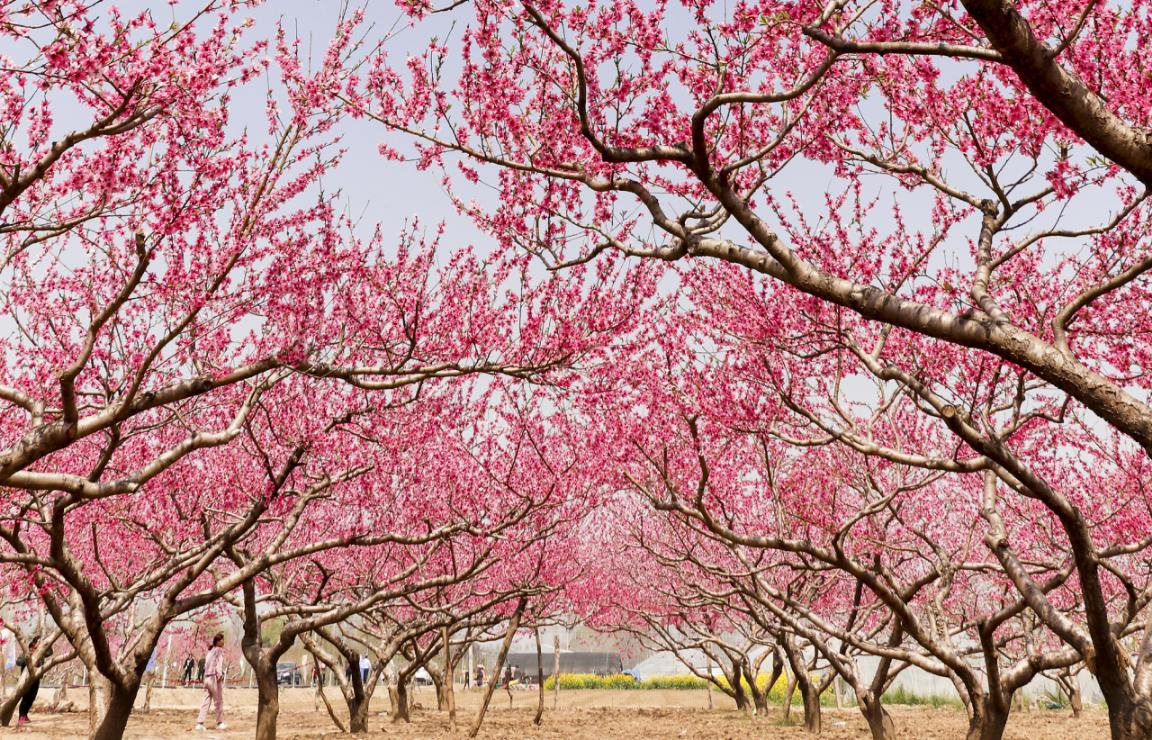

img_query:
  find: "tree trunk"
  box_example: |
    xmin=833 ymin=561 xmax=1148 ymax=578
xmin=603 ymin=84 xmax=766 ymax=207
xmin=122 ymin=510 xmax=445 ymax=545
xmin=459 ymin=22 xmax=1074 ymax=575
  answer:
xmin=91 ymin=682 xmax=143 ymax=740
xmin=552 ymin=635 xmax=560 ymax=710
xmin=717 ymin=657 xmax=749 ymax=713
xmin=800 ymin=682 xmax=821 ymax=734
xmin=533 ymin=627 xmax=544 ymax=725
xmin=742 ymin=659 xmax=767 ymax=715
xmin=752 ymin=685 xmax=769 ymax=715
xmin=965 ymin=697 xmax=1010 ymax=740
xmin=433 ymin=672 xmax=447 ymax=711
xmin=1110 ymin=697 xmax=1152 ymax=740
xmin=781 ymin=637 xmax=818 ymax=731
xmin=1070 ymin=682 xmax=1083 ymax=719
xmin=348 ymin=694 xmax=370 ymax=734
xmin=88 ymin=673 xmax=110 ymax=736
xmin=469 ymin=597 xmax=526 ymax=739
xmin=765 ymin=653 xmax=784 ymax=709
xmin=253 ymin=660 xmax=281 ymax=740
xmin=343 ymin=671 xmax=371 ymax=734
xmin=783 ymin=668 xmax=797 ymax=722
xmin=859 ymin=695 xmax=896 ymax=740
xmin=140 ymin=672 xmax=155 ymax=713
xmin=55 ymin=679 xmax=70 ymax=709
xmin=391 ymin=681 xmax=411 ymax=723
xmin=705 ymin=654 xmax=714 ymax=710
xmin=444 ymin=625 xmax=458 ymax=731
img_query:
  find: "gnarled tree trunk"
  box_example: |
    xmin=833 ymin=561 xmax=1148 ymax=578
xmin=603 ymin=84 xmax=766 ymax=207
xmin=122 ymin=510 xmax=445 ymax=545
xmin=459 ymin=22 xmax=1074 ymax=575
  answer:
xmin=743 ymin=658 xmax=768 ymax=715
xmin=858 ymin=693 xmax=896 ymax=740
xmin=964 ymin=693 xmax=1011 ymax=740
xmin=391 ymin=681 xmax=411 ymax=723
xmin=91 ymin=680 xmax=144 ymax=740
xmin=781 ymin=637 xmax=820 ymax=733
xmin=348 ymin=692 xmax=370 ymax=734
xmin=252 ymin=657 xmax=281 ymax=740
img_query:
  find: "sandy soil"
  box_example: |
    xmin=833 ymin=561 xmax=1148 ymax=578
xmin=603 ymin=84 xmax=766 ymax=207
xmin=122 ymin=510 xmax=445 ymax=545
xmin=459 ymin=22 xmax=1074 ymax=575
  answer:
xmin=9 ymin=685 xmax=1110 ymax=738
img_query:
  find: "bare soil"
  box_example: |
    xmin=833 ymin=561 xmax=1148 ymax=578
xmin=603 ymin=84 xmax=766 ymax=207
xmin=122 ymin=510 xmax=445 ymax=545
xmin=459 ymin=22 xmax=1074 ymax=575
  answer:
xmin=9 ymin=685 xmax=1110 ymax=738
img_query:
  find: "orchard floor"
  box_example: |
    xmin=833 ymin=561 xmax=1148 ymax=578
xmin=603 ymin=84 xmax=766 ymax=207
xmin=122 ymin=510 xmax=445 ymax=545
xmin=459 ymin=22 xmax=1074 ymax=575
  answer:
xmin=7 ymin=685 xmax=1110 ymax=738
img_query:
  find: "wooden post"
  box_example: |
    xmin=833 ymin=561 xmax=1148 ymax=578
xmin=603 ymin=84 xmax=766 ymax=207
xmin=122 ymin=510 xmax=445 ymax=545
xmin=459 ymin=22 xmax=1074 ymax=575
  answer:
xmin=533 ymin=628 xmax=544 ymax=725
xmin=443 ymin=625 xmax=457 ymax=730
xmin=469 ymin=597 xmax=526 ymax=739
xmin=552 ymin=635 xmax=560 ymax=710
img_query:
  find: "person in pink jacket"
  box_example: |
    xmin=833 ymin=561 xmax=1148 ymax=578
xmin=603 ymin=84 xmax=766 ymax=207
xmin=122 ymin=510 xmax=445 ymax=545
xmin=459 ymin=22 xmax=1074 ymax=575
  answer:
xmin=194 ymin=633 xmax=228 ymax=731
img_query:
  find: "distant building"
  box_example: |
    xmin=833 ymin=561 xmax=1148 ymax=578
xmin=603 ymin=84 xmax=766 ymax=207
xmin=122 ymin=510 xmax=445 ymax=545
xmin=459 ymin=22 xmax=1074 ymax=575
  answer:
xmin=488 ymin=651 xmax=624 ymax=678
xmin=630 ymin=649 xmax=710 ymax=680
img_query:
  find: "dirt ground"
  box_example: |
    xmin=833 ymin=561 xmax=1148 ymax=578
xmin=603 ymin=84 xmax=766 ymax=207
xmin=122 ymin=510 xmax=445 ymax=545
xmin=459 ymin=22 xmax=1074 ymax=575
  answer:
xmin=9 ymin=685 xmax=1110 ymax=738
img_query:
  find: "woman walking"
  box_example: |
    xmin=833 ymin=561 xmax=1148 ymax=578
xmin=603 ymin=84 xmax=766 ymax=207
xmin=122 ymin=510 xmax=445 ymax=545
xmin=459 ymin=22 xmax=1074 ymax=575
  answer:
xmin=194 ymin=633 xmax=228 ymax=731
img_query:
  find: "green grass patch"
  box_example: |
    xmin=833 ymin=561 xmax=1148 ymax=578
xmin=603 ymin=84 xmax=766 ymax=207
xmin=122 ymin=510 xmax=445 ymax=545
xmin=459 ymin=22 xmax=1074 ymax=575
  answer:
xmin=881 ymin=684 xmax=963 ymax=708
